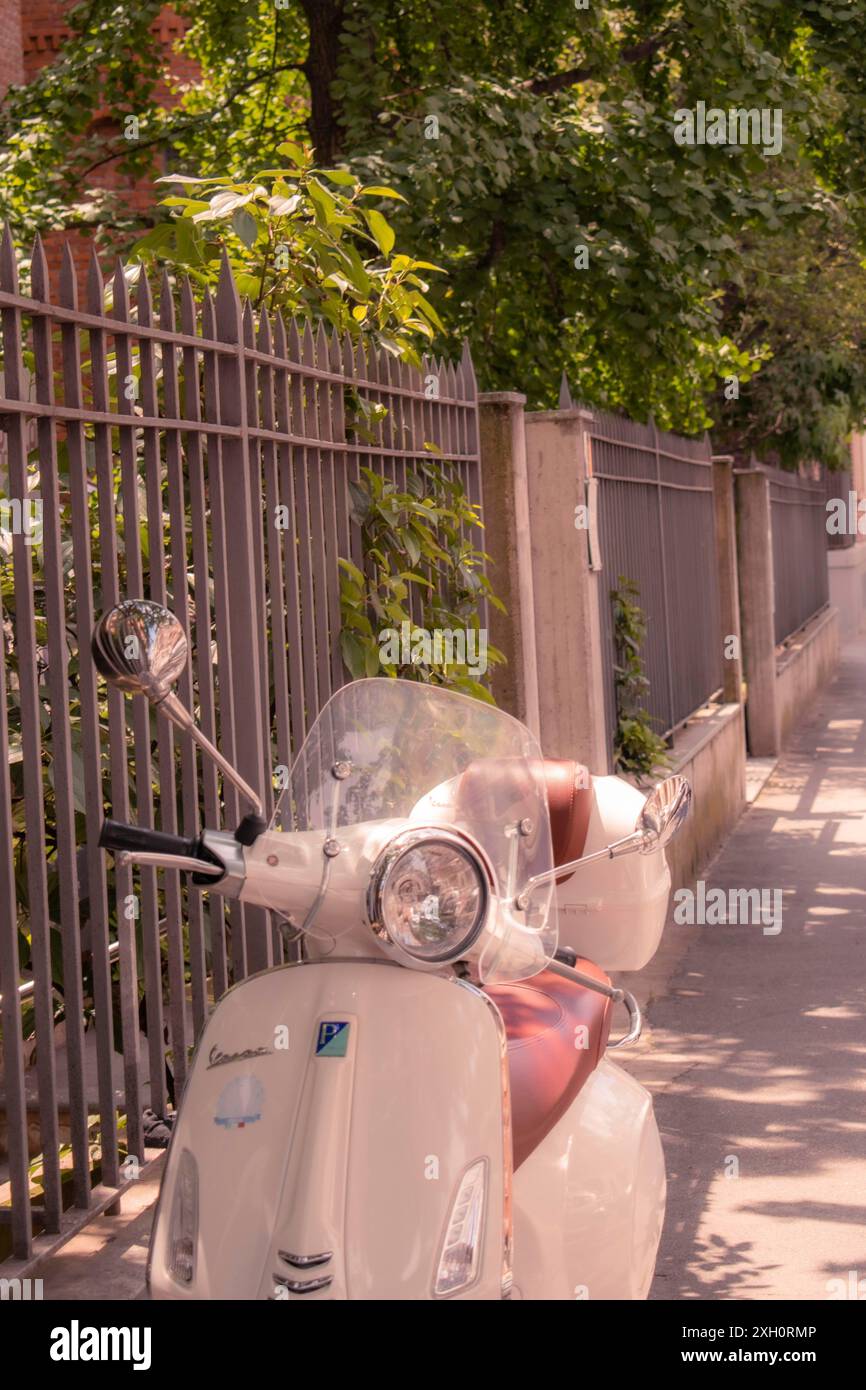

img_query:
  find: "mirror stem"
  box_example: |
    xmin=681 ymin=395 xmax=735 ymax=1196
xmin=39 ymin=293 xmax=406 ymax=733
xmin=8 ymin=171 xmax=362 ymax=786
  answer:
xmin=515 ymin=831 xmax=647 ymax=910
xmin=160 ymin=692 xmax=264 ymax=819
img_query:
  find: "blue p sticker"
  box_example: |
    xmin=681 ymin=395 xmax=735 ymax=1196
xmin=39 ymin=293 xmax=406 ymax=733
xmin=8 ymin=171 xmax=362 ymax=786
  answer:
xmin=316 ymin=1021 xmax=350 ymax=1057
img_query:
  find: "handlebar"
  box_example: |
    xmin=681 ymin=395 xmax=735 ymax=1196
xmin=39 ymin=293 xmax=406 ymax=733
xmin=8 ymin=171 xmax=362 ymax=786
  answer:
xmin=99 ymin=819 xmax=200 ymax=859
xmin=98 ymin=819 xmax=224 ymax=880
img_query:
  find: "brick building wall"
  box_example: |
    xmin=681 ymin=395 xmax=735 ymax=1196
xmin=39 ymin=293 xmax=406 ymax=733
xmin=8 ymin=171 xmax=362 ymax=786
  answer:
xmin=0 ymin=0 xmax=23 ymax=92
xmin=2 ymin=1 xmax=198 ymax=289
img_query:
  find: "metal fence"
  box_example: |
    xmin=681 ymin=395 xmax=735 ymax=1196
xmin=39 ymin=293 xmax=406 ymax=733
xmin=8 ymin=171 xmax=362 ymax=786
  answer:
xmin=561 ymin=380 xmax=724 ymax=744
xmin=0 ymin=225 xmax=480 ymax=1267
xmin=758 ymin=462 xmax=830 ymax=644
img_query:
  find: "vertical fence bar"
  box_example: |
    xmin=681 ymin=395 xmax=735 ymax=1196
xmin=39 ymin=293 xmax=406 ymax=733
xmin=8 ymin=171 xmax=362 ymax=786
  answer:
xmin=343 ymin=334 xmax=364 ymax=577
xmin=111 ymin=263 xmax=166 ymax=1117
xmin=180 ymin=279 xmax=226 ymax=1005
xmin=243 ymin=303 xmax=272 ymax=802
xmin=213 ymin=260 xmax=270 ymax=977
xmin=274 ymin=314 xmax=307 ymax=754
xmin=138 ymin=271 xmax=189 ymax=1096
xmin=651 ymin=416 xmax=676 ymax=736
xmin=259 ymin=310 xmax=292 ymax=781
xmin=0 ymin=588 xmax=31 ymax=1257
xmin=318 ymin=324 xmax=343 ymax=692
xmin=329 ymin=330 xmax=351 ymax=679
xmin=303 ymin=323 xmax=331 ymax=707
xmin=58 ymin=244 xmax=119 ymax=1189
xmin=161 ymin=272 xmax=208 ymax=1040
xmin=0 ymin=229 xmax=61 ymax=1231
xmin=105 ymin=258 xmax=146 ymax=1150
xmin=87 ymin=251 xmax=145 ymax=1162
xmin=202 ymin=289 xmax=249 ymax=983
xmin=30 ymin=234 xmax=91 ymax=1206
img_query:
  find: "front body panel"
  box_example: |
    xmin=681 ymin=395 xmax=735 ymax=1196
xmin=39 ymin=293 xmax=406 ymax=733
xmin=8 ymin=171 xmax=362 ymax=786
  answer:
xmin=148 ymin=961 xmax=510 ymax=1300
xmin=511 ymin=1058 xmax=665 ymax=1300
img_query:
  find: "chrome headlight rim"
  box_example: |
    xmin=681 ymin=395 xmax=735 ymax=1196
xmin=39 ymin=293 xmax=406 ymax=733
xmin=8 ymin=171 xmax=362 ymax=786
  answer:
xmin=367 ymin=826 xmax=493 ymax=967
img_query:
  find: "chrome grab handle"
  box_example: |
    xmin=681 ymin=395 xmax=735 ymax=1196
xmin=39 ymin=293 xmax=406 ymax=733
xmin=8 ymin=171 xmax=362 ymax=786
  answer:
xmin=116 ymin=850 xmax=223 ymax=876
xmin=550 ymin=961 xmax=642 ymax=1048
xmin=607 ymin=989 xmax=642 ymax=1050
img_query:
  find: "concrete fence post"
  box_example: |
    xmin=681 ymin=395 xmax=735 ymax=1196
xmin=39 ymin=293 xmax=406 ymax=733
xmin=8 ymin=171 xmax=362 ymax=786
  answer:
xmin=477 ymin=392 xmax=541 ymax=738
xmin=523 ymin=409 xmax=610 ymax=772
xmin=735 ymin=468 xmax=780 ymax=755
xmin=712 ymin=457 xmax=743 ymax=704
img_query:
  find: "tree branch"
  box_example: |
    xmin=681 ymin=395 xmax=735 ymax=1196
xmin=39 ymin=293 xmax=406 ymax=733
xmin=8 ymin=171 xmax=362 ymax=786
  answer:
xmin=78 ymin=62 xmax=308 ymax=176
xmin=526 ymin=28 xmax=676 ymax=95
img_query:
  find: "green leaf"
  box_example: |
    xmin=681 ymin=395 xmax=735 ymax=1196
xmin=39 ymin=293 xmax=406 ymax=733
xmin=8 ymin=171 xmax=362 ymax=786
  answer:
xmin=338 ymin=557 xmax=365 ymax=587
xmin=232 ymin=207 xmax=259 ymax=249
xmin=276 ymin=141 xmax=307 ymax=167
xmin=360 ymin=185 xmax=408 ymax=202
xmin=340 ymin=629 xmax=368 ymax=680
xmin=308 ymin=178 xmax=338 ymax=225
xmin=319 ymin=168 xmax=358 ymax=186
xmin=364 ymin=208 xmax=396 ymax=256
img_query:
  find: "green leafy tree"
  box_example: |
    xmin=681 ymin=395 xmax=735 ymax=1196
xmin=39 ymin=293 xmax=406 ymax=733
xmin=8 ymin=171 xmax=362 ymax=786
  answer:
xmin=711 ymin=172 xmax=866 ymax=468
xmin=5 ymin=2 xmax=866 ymax=442
xmin=131 ymin=142 xmax=444 ymax=364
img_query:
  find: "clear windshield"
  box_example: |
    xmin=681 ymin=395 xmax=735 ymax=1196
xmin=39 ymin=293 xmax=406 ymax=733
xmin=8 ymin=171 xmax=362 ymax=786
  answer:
xmin=264 ymin=679 xmax=557 ymax=983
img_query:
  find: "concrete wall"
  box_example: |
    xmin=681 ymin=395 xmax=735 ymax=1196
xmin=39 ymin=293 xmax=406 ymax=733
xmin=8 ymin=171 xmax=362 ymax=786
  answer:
xmin=522 ymin=409 xmax=610 ymax=772
xmin=828 ymin=542 xmax=866 ymax=639
xmin=476 ymin=393 xmax=541 ymax=737
xmin=735 ymin=469 xmax=779 ymax=755
xmin=663 ymin=704 xmax=746 ymax=892
xmin=776 ymin=606 xmax=840 ymax=748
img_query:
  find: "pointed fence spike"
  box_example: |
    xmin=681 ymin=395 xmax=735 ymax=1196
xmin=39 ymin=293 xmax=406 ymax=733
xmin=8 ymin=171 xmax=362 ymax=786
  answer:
xmin=59 ymin=240 xmax=78 ymax=308
xmin=86 ymin=243 xmax=104 ymax=314
xmin=159 ymin=268 xmax=176 ymax=330
xmin=136 ymin=265 xmax=153 ymax=325
xmin=0 ymin=222 xmax=18 ymax=294
xmin=30 ymin=232 xmax=49 ymax=302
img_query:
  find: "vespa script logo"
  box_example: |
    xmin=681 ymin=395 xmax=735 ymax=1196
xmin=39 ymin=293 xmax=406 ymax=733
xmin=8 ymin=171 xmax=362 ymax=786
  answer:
xmin=207 ymin=1043 xmax=272 ymax=1070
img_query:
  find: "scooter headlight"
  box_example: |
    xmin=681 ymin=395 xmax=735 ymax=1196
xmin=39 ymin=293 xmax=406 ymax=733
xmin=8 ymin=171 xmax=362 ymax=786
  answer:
xmin=368 ymin=829 xmax=489 ymax=965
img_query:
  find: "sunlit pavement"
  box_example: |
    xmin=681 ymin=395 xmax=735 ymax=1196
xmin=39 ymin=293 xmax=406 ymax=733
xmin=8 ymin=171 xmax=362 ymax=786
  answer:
xmin=623 ymin=636 xmax=866 ymax=1300
xmin=38 ymin=1157 xmax=162 ymax=1300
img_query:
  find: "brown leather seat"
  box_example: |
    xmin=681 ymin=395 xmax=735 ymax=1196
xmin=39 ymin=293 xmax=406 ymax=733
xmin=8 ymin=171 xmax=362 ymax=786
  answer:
xmin=484 ymin=959 xmax=612 ymax=1169
xmin=542 ymin=760 xmax=592 ymax=885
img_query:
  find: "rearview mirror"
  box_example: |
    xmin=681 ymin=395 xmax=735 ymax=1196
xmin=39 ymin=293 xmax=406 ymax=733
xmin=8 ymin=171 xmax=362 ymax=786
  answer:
xmin=92 ymin=599 xmax=264 ymax=825
xmin=92 ymin=599 xmax=187 ymax=706
xmin=635 ymin=775 xmax=692 ymax=852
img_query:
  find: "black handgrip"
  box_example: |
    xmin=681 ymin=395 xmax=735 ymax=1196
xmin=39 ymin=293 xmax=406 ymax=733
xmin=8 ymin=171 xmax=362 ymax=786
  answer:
xmin=99 ymin=819 xmax=198 ymax=860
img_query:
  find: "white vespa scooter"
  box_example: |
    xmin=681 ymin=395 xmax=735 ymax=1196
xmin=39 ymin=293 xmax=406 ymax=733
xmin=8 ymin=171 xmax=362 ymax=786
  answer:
xmin=92 ymin=599 xmax=691 ymax=1301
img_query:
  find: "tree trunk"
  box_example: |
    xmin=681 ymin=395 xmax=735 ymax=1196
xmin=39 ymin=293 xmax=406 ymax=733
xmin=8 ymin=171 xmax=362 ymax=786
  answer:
xmin=299 ymin=0 xmax=345 ymax=162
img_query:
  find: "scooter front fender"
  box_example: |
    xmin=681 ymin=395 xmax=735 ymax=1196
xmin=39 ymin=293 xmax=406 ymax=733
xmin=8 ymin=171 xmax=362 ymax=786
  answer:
xmin=148 ymin=960 xmax=511 ymax=1300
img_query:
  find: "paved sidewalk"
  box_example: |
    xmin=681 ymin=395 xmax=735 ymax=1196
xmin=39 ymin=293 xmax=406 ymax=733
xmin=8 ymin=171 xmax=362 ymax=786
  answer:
xmin=39 ymin=1158 xmax=162 ymax=1300
xmin=627 ymin=637 xmax=866 ymax=1300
